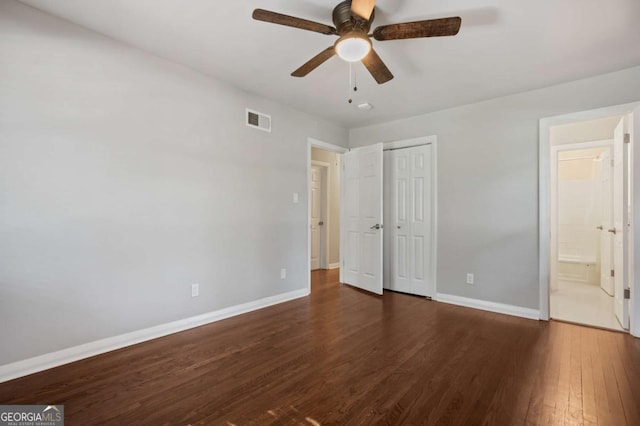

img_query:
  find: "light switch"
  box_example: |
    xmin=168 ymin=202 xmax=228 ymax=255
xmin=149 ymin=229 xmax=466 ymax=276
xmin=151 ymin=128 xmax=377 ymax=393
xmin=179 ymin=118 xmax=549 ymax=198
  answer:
xmin=293 ymin=192 xmax=299 ymax=204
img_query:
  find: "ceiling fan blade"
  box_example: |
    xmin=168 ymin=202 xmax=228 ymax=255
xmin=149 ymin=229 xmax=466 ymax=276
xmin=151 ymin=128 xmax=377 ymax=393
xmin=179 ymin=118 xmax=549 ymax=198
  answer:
xmin=373 ymin=17 xmax=461 ymax=41
xmin=361 ymin=49 xmax=393 ymax=84
xmin=291 ymin=47 xmax=336 ymax=77
xmin=351 ymin=0 xmax=376 ymax=21
xmin=253 ymin=9 xmax=337 ymax=35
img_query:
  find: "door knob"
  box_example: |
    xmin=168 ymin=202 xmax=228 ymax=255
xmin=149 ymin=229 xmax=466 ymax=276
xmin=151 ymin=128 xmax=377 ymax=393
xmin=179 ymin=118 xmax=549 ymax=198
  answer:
xmin=608 ymin=228 xmax=617 ymax=234
xmin=596 ymin=225 xmax=603 ymax=230
xmin=318 ymin=221 xmax=324 ymax=226
xmin=397 ymin=226 xmax=401 ymax=229
xmin=370 ymin=224 xmax=382 ymax=230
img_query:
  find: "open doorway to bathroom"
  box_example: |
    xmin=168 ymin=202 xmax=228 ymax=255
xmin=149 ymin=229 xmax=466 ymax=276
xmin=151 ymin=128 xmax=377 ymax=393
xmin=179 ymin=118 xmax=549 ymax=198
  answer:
xmin=549 ymin=115 xmax=628 ymax=331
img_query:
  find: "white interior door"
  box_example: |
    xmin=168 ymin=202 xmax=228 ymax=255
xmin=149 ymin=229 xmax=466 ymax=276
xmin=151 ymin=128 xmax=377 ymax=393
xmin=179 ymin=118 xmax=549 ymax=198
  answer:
xmin=600 ymin=148 xmax=614 ymax=295
xmin=341 ymin=143 xmax=384 ymax=295
xmin=310 ymin=165 xmax=324 ymax=270
xmin=384 ymin=144 xmax=433 ymax=297
xmin=613 ymin=117 xmax=629 ymax=329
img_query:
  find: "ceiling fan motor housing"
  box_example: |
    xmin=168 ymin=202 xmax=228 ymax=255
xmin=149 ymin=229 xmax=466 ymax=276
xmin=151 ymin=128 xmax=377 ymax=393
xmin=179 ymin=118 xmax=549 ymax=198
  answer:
xmin=332 ymin=0 xmax=374 ymax=35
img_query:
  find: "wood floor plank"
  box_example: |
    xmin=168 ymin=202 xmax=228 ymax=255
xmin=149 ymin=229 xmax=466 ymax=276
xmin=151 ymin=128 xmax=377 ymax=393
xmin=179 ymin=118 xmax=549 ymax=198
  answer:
xmin=580 ymin=327 xmax=599 ymax=425
xmin=2 ymin=269 xmax=640 ymax=425
xmin=567 ymin=325 xmax=584 ymax=424
xmin=615 ymin=335 xmax=640 ymax=425
xmin=591 ymin=329 xmax=615 ymax=425
xmin=597 ymin=331 xmax=628 ymax=425
xmin=606 ymin=334 xmax=640 ymax=426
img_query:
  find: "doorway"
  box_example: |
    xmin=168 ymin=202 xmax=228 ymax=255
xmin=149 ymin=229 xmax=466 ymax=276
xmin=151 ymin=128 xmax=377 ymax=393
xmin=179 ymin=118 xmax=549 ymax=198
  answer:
xmin=541 ymin=107 xmax=638 ymax=333
xmin=550 ymin=141 xmax=622 ymax=330
xmin=308 ymin=139 xmax=346 ymax=290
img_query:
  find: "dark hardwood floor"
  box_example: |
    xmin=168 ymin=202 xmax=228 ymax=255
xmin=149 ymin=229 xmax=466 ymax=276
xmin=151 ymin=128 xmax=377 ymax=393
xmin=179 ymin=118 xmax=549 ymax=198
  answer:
xmin=2 ymin=269 xmax=640 ymax=425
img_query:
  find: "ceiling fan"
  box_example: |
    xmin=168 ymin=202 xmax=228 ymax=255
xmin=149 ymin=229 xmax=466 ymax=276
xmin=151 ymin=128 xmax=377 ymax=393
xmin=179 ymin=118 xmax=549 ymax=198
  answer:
xmin=252 ymin=0 xmax=461 ymax=84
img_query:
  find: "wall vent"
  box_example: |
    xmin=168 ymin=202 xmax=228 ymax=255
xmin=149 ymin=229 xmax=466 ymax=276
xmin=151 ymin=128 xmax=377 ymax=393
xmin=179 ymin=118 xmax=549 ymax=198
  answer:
xmin=246 ymin=108 xmax=271 ymax=132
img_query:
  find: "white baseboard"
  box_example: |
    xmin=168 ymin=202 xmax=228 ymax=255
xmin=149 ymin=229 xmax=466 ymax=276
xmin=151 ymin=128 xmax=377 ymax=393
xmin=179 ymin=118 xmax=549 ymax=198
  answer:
xmin=0 ymin=288 xmax=309 ymax=384
xmin=328 ymin=263 xmax=340 ymax=270
xmin=435 ymin=293 xmax=540 ymax=320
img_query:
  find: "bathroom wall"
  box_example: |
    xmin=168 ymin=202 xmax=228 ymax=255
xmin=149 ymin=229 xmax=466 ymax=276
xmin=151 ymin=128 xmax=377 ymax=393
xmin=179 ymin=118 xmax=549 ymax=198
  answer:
xmin=557 ymin=148 xmax=607 ymax=284
xmin=551 ymin=116 xmax=623 ymax=145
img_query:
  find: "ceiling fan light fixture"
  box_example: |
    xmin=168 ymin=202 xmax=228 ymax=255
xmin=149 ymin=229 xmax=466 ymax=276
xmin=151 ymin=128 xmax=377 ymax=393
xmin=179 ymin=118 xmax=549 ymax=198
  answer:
xmin=335 ymin=33 xmax=371 ymax=62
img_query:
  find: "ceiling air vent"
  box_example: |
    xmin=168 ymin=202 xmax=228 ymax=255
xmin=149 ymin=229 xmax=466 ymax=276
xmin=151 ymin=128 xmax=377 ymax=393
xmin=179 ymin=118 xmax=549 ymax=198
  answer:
xmin=246 ymin=108 xmax=271 ymax=132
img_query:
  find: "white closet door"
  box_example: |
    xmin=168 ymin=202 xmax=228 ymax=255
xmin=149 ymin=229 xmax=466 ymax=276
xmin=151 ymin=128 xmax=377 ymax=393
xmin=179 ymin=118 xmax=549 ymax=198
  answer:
xmin=341 ymin=143 xmax=384 ymax=295
xmin=384 ymin=144 xmax=433 ymax=297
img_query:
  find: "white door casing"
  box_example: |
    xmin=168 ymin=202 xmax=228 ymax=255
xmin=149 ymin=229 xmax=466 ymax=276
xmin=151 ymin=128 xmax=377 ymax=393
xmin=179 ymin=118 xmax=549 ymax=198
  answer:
xmin=310 ymin=164 xmax=325 ymax=270
xmin=613 ymin=117 xmax=629 ymax=329
xmin=600 ymin=148 xmax=614 ymax=295
xmin=384 ymin=144 xmax=434 ymax=297
xmin=341 ymin=143 xmax=384 ymax=295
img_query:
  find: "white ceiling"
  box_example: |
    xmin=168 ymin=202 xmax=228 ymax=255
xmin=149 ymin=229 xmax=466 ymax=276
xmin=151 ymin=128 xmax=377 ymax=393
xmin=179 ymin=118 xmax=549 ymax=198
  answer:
xmin=19 ymin=0 xmax=640 ymax=128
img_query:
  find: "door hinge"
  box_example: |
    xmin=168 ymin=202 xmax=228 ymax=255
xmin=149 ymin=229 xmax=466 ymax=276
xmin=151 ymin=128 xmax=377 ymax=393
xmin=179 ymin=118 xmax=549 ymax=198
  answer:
xmin=624 ymin=288 xmax=630 ymax=299
xmin=624 ymin=133 xmax=630 ymax=144
xmin=611 ymin=159 xmax=615 ymax=167
xmin=611 ymin=269 xmax=615 ymax=278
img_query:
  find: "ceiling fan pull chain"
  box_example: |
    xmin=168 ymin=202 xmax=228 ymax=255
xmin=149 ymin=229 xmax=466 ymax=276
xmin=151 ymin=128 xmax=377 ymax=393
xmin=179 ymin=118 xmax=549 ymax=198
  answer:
xmin=348 ymin=62 xmax=353 ymax=104
xmin=354 ymin=67 xmax=358 ymax=92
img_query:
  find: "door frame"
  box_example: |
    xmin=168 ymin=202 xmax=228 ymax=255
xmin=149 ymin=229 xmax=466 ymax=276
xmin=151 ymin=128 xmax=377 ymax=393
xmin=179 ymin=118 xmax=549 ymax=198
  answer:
xmin=383 ymin=135 xmax=438 ymax=297
xmin=549 ymin=139 xmax=613 ymax=301
xmin=310 ymin=160 xmax=330 ymax=270
xmin=539 ymin=102 xmax=640 ymax=337
xmin=307 ymin=138 xmax=348 ymax=292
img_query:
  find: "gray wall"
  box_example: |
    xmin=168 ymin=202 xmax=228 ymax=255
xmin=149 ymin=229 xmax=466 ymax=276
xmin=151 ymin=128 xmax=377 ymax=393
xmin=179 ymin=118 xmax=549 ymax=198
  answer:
xmin=350 ymin=66 xmax=640 ymax=310
xmin=311 ymin=148 xmax=341 ymax=266
xmin=0 ymin=1 xmax=347 ymax=365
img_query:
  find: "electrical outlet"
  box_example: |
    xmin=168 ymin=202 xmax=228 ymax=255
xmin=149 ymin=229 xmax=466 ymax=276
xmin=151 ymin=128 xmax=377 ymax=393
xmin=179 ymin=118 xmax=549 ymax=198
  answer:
xmin=292 ymin=193 xmax=299 ymax=204
xmin=191 ymin=283 xmax=200 ymax=298
xmin=280 ymin=268 xmax=286 ymax=279
xmin=466 ymin=273 xmax=474 ymax=285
